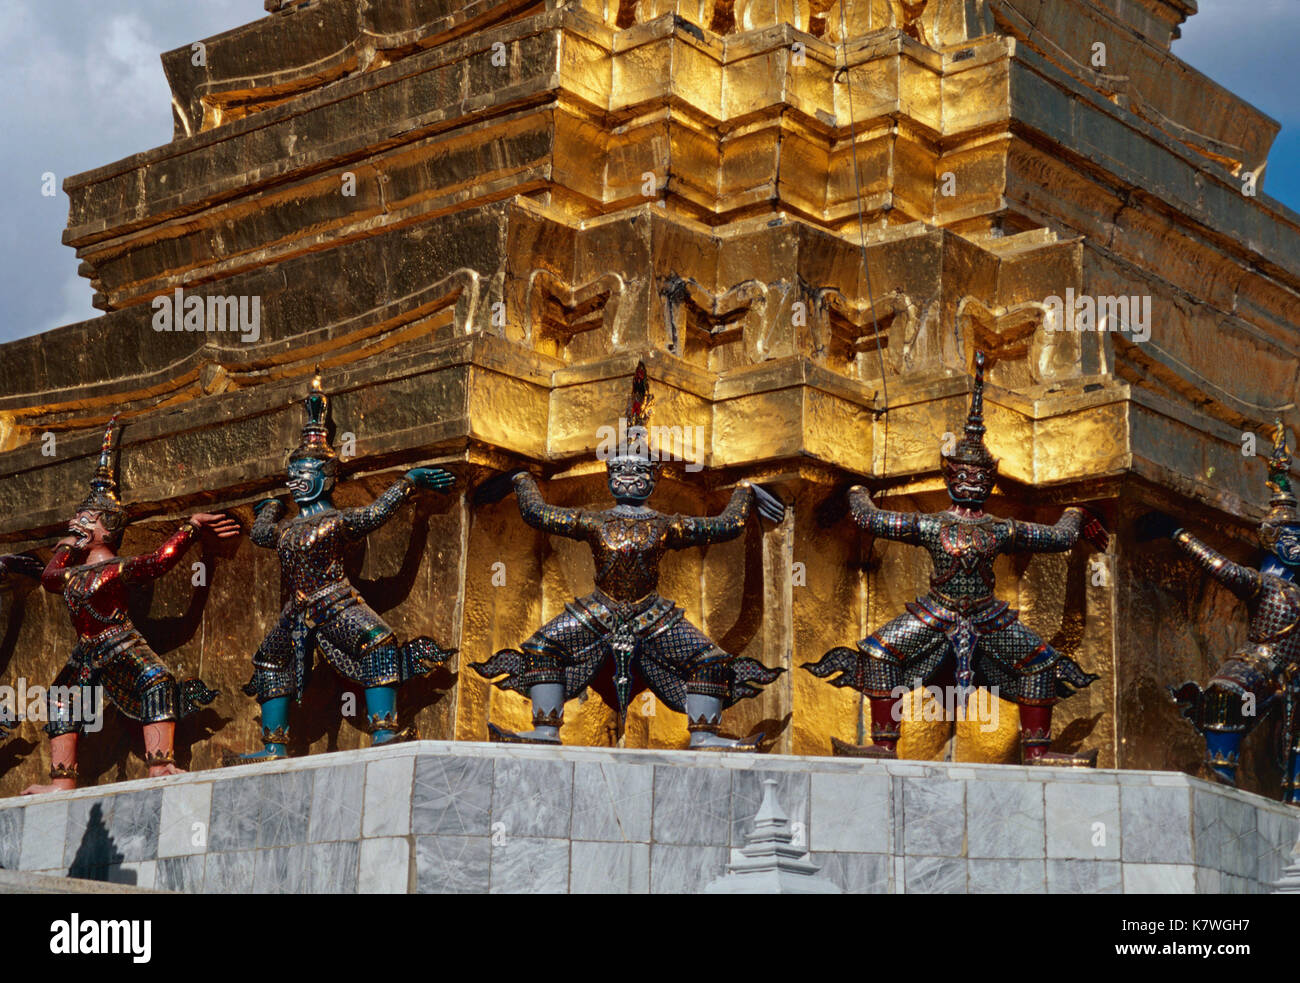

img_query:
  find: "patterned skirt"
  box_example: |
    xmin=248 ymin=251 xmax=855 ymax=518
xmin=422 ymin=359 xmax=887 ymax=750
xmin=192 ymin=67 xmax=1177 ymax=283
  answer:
xmin=1170 ymin=644 xmax=1288 ymax=737
xmin=47 ymin=624 xmax=215 ymax=736
xmin=471 ymin=589 xmax=782 ymax=712
xmin=804 ymin=593 xmax=1098 ymax=706
xmin=245 ymin=583 xmax=454 ymax=702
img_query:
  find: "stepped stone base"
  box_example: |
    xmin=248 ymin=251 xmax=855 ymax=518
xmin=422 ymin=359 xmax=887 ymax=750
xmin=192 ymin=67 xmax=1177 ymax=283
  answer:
xmin=0 ymin=742 xmax=1293 ymax=893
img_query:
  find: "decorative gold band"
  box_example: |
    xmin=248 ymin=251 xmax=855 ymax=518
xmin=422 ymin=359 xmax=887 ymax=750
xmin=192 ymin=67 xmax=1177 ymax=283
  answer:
xmin=49 ymin=763 xmax=78 ymax=781
xmin=262 ymin=726 xmax=290 ymax=744
xmin=143 ymin=750 xmax=175 ymax=766
xmin=687 ymin=714 xmax=721 ymax=733
xmin=532 ymin=708 xmax=563 ymax=728
xmin=1020 ymin=726 xmax=1051 ymax=745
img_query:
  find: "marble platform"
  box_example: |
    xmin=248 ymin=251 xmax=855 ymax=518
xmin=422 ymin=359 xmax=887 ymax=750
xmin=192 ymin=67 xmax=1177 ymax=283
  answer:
xmin=0 ymin=742 xmax=1294 ymax=893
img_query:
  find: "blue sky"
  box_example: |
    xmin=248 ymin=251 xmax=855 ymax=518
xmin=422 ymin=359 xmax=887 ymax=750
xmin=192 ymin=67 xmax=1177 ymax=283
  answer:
xmin=0 ymin=0 xmax=1296 ymax=344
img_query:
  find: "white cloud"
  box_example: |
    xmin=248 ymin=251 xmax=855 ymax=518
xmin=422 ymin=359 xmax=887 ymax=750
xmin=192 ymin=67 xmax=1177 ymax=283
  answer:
xmin=87 ymin=15 xmax=168 ymax=124
xmin=0 ymin=0 xmax=260 ymax=343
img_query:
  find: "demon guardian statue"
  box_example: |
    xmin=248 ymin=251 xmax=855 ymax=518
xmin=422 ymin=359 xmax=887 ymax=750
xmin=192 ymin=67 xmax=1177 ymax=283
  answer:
xmin=230 ymin=375 xmax=457 ymax=763
xmin=804 ymin=352 xmax=1109 ymax=764
xmin=23 ymin=417 xmax=236 ymax=793
xmin=472 ymin=362 xmax=785 ymax=749
xmin=1163 ymin=422 xmax=1300 ymax=803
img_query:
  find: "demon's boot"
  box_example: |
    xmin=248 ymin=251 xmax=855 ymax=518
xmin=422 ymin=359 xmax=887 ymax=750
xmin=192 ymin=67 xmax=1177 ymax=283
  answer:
xmin=488 ymin=683 xmax=564 ymax=744
xmin=234 ymin=696 xmax=290 ymax=763
xmin=366 ymin=685 xmax=416 ymax=745
xmin=830 ymin=696 xmax=901 ymax=759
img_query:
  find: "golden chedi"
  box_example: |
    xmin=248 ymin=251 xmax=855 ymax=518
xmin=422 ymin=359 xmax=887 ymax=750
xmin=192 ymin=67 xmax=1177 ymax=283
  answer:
xmin=0 ymin=0 xmax=1296 ymax=798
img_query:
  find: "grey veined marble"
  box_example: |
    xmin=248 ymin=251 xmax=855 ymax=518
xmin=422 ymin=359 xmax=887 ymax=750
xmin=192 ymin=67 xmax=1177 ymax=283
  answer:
xmin=0 ymin=741 xmax=1289 ymax=894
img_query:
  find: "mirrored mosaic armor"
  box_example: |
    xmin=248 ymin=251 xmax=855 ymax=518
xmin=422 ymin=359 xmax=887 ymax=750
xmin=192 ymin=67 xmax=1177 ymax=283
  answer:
xmin=246 ymin=480 xmax=453 ymax=701
xmin=233 ymin=375 xmax=456 ymax=762
xmin=471 ymin=361 xmax=784 ymax=748
xmin=24 ymin=416 xmax=225 ymax=793
xmin=803 ymin=352 xmax=1107 ymax=763
xmin=43 ymin=524 xmax=215 ymax=735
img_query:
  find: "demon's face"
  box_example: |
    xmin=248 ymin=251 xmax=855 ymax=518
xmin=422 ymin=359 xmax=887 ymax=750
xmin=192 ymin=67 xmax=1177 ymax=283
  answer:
xmin=286 ymin=458 xmax=333 ymax=504
xmin=606 ymin=456 xmax=657 ymax=504
xmin=942 ymin=458 xmax=997 ymax=508
xmin=67 ymin=509 xmax=119 ymax=551
xmin=1267 ymin=523 xmax=1300 ymax=570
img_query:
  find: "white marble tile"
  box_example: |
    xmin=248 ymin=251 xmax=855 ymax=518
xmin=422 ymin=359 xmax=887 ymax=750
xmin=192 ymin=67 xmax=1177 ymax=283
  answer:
xmin=130 ymin=860 xmax=157 ymax=890
xmin=1122 ymin=863 xmax=1196 ymax=893
xmin=363 ymin=755 xmax=414 ymax=838
xmin=257 ymin=771 xmax=312 ymax=848
xmin=204 ymin=849 xmax=257 ymax=894
xmin=813 ymin=852 xmax=891 ymax=893
xmin=65 ymin=796 xmax=117 ymax=874
xmin=881 ymin=762 xmax=927 ymax=777
xmin=571 ymin=761 xmax=653 ymax=842
xmin=1045 ymin=782 xmax=1120 ymax=860
xmin=156 ymin=855 xmax=205 ymax=892
xmin=492 ymin=758 xmax=573 ymax=840
xmin=967 ymin=780 xmax=1044 ymax=859
xmin=253 ymin=845 xmax=309 ymax=893
xmin=570 ymin=840 xmax=650 ymax=894
xmin=306 ymin=841 xmax=360 ymax=894
xmin=651 ymin=767 xmax=731 ymax=846
xmin=1197 ymin=866 xmax=1222 ymax=893
xmin=901 ymin=778 xmax=964 ymax=857
xmin=649 ymin=844 xmax=728 ymax=894
xmin=1121 ymin=786 xmax=1191 ymax=864
xmin=412 ymin=755 xmax=494 ymax=836
xmin=1046 ymin=859 xmax=1122 ymax=894
xmin=19 ymin=799 xmax=68 ymax=871
xmin=415 ymin=836 xmax=490 ymax=893
xmin=1254 ymin=806 xmax=1300 ymax=885
xmin=903 ymin=856 xmax=967 ymax=893
xmin=1116 ymin=773 xmax=1154 ymax=786
xmin=1192 ymin=789 xmax=1255 ymax=878
xmin=490 ymin=836 xmax=569 ymax=894
xmin=359 ymin=837 xmax=410 ymax=893
xmin=158 ymin=782 xmax=212 ymax=858
xmin=209 ymin=776 xmax=262 ymax=852
xmin=308 ymin=763 xmax=364 ymax=843
xmin=102 ymin=861 xmax=156 ymax=889
xmin=809 ymin=772 xmax=891 ymax=854
xmin=968 ymin=859 xmax=1045 ymax=893
xmin=108 ymin=790 xmax=162 ymax=863
xmin=0 ymin=807 xmax=23 ymax=869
